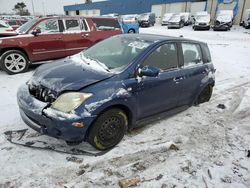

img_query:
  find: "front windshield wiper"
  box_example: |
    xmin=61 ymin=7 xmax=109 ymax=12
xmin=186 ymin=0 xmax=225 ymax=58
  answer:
xmin=85 ymin=55 xmax=111 ymax=72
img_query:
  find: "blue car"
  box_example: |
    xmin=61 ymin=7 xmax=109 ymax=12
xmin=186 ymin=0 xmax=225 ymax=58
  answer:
xmin=17 ymin=34 xmax=215 ymax=150
xmin=119 ymin=15 xmax=139 ymax=33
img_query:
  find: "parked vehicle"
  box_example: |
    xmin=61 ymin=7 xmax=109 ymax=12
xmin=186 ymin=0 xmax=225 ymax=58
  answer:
xmin=0 ymin=20 xmax=17 ymax=37
xmin=193 ymin=13 xmax=211 ymax=30
xmin=0 ymin=16 xmax=122 ymax=74
xmin=213 ymin=15 xmax=232 ymax=31
xmin=17 ymin=34 xmax=215 ymax=151
xmin=168 ymin=14 xmax=185 ymax=29
xmin=241 ymin=9 xmax=250 ymax=29
xmin=138 ymin=13 xmax=155 ymax=27
xmin=179 ymin=12 xmax=192 ymax=26
xmin=213 ymin=10 xmax=233 ymax=31
xmin=119 ymin=15 xmax=139 ymax=33
xmin=161 ymin=13 xmax=173 ymax=26
xmin=5 ymin=19 xmax=27 ymax=30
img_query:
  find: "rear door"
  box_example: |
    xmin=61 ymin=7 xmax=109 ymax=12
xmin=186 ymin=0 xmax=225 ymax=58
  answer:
xmin=177 ymin=42 xmax=208 ymax=106
xmin=90 ymin=18 xmax=122 ymax=42
xmin=135 ymin=42 xmax=182 ymax=119
xmin=27 ymin=18 xmax=65 ymax=62
xmin=63 ymin=18 xmax=92 ymax=57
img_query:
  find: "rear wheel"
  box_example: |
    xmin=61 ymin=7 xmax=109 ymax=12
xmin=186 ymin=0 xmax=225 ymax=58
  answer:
xmin=88 ymin=108 xmax=128 ymax=150
xmin=0 ymin=50 xmax=29 ymax=75
xmin=195 ymin=85 xmax=213 ymax=105
xmin=128 ymin=29 xmax=135 ymax=33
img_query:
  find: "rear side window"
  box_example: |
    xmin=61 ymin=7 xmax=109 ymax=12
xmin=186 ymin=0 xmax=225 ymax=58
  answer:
xmin=182 ymin=43 xmax=203 ymax=67
xmin=142 ymin=43 xmax=178 ymax=71
xmin=65 ymin=19 xmax=81 ymax=31
xmin=92 ymin=18 xmax=121 ymax=30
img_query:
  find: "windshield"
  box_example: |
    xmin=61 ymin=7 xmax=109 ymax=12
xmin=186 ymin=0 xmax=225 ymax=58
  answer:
xmin=81 ymin=35 xmax=152 ymax=72
xmin=139 ymin=14 xmax=149 ymax=20
xmin=16 ymin=19 xmax=38 ymax=34
xmin=196 ymin=15 xmax=210 ymax=22
xmin=169 ymin=15 xmax=180 ymax=22
xmin=0 ymin=20 xmax=9 ymax=28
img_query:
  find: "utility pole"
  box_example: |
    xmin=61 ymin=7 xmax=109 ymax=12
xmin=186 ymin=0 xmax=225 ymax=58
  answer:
xmin=31 ymin=0 xmax=35 ymax=15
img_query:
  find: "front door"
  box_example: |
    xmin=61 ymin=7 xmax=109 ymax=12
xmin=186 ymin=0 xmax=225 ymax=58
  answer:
xmin=27 ymin=19 xmax=65 ymax=62
xmin=135 ymin=43 xmax=182 ymax=119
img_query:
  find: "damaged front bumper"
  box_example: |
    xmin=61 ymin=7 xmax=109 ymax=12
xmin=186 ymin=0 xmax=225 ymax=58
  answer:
xmin=17 ymin=84 xmax=96 ymax=142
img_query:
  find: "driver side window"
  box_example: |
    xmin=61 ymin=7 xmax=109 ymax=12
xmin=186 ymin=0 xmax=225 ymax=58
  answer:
xmin=141 ymin=43 xmax=178 ymax=71
xmin=35 ymin=19 xmax=59 ymax=33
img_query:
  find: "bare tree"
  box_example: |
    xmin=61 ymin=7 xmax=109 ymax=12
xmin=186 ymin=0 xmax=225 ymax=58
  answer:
xmin=13 ymin=2 xmax=30 ymax=15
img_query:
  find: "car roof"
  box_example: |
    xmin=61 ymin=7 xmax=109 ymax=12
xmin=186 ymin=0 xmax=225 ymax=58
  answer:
xmin=120 ymin=34 xmax=205 ymax=44
xmin=39 ymin=16 xmax=118 ymax=20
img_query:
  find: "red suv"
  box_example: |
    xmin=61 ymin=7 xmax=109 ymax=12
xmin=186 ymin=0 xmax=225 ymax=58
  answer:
xmin=0 ymin=16 xmax=122 ymax=74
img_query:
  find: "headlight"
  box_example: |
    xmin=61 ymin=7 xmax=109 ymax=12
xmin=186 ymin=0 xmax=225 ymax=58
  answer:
xmin=52 ymin=92 xmax=93 ymax=113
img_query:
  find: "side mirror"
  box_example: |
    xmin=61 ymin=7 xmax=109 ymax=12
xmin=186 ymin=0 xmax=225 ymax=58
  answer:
xmin=31 ymin=28 xmax=41 ymax=36
xmin=139 ymin=65 xmax=160 ymax=77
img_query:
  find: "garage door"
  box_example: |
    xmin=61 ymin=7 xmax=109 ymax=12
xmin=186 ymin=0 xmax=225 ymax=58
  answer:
xmin=169 ymin=3 xmax=183 ymax=13
xmin=152 ymin=4 xmax=163 ymax=24
xmin=190 ymin=2 xmax=206 ymax=14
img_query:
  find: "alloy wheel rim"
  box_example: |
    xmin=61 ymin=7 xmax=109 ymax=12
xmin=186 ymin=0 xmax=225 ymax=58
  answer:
xmin=4 ymin=53 xmax=26 ymax=73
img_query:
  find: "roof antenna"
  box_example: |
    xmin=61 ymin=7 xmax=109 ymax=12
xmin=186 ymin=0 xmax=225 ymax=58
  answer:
xmin=179 ymin=35 xmax=183 ymax=38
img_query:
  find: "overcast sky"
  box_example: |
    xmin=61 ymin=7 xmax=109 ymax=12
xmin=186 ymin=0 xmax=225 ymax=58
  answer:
xmin=0 ymin=0 xmax=105 ymax=15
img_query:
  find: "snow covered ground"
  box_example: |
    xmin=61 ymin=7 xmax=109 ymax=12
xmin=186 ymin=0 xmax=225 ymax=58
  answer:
xmin=0 ymin=26 xmax=250 ymax=188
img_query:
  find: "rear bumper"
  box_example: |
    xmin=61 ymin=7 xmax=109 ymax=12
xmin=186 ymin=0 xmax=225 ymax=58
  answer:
xmin=17 ymin=84 xmax=96 ymax=142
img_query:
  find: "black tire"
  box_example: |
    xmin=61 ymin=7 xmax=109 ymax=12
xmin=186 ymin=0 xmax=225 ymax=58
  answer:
xmin=195 ymin=85 xmax=213 ymax=105
xmin=88 ymin=108 xmax=128 ymax=150
xmin=0 ymin=50 xmax=29 ymax=75
xmin=128 ymin=29 xmax=135 ymax=33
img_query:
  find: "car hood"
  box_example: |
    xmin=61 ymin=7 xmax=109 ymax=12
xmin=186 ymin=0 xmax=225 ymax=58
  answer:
xmin=216 ymin=15 xmax=232 ymax=23
xmin=30 ymin=53 xmax=115 ymax=93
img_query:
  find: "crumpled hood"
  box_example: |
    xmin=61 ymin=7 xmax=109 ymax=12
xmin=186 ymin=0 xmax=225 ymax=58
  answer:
xmin=30 ymin=53 xmax=115 ymax=93
xmin=216 ymin=15 xmax=232 ymax=23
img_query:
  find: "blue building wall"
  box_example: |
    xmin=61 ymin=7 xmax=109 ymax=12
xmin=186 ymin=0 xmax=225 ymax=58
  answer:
xmin=64 ymin=0 xmax=193 ymax=15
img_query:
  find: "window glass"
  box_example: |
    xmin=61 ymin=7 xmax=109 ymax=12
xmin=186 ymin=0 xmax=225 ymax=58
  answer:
xmin=82 ymin=35 xmax=151 ymax=71
xmin=142 ymin=43 xmax=178 ymax=71
xmin=182 ymin=43 xmax=203 ymax=67
xmin=36 ymin=19 xmax=59 ymax=33
xmin=82 ymin=19 xmax=88 ymax=31
xmin=92 ymin=18 xmax=121 ymax=30
xmin=8 ymin=21 xmax=17 ymax=26
xmin=65 ymin=19 xmax=81 ymax=31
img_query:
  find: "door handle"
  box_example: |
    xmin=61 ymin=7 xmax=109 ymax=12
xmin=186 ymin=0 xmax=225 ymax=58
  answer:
xmin=82 ymin=33 xmax=89 ymax=38
xmin=173 ymin=76 xmax=184 ymax=82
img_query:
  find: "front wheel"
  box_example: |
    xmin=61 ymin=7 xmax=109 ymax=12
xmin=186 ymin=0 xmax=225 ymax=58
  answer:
xmin=0 ymin=50 xmax=29 ymax=75
xmin=88 ymin=108 xmax=128 ymax=150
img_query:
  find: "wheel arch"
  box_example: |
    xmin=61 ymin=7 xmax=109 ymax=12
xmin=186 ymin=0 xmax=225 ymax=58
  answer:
xmin=0 ymin=47 xmax=30 ymax=61
xmin=192 ymin=82 xmax=214 ymax=105
xmin=84 ymin=103 xmax=134 ymax=141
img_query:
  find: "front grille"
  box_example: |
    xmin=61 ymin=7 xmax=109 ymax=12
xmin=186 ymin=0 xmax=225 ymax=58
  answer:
xmin=199 ymin=23 xmax=207 ymax=26
xmin=28 ymin=84 xmax=57 ymax=103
